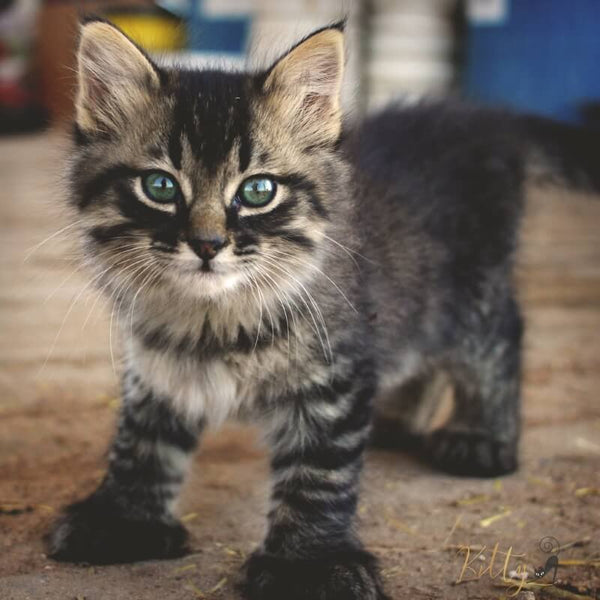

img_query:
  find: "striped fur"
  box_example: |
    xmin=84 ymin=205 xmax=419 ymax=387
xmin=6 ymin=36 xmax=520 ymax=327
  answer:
xmin=47 ymin=368 xmax=203 ymax=563
xmin=47 ymin=18 xmax=600 ymax=600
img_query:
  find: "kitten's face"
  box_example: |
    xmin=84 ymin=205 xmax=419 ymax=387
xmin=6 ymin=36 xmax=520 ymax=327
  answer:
xmin=70 ymin=21 xmax=345 ymax=302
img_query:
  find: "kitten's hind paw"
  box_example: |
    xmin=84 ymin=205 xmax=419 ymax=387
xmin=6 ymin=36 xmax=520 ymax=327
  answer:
xmin=46 ymin=494 xmax=189 ymax=564
xmin=427 ymin=429 xmax=518 ymax=477
xmin=240 ymin=548 xmax=390 ymax=600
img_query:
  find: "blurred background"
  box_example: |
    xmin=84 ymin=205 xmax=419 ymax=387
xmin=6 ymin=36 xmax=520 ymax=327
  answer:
xmin=1 ymin=2 xmax=599 ymax=599
xmin=2 ymin=0 xmax=600 ymax=132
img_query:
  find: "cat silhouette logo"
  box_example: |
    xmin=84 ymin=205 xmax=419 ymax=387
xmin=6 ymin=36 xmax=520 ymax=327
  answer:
xmin=534 ymin=536 xmax=560 ymax=584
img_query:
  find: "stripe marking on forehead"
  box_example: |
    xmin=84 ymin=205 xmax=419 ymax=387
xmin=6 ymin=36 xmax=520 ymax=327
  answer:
xmin=169 ymin=70 xmax=254 ymax=175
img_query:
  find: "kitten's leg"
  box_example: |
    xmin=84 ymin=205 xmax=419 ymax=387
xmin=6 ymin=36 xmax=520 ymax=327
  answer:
xmin=371 ymin=371 xmax=449 ymax=448
xmin=243 ymin=369 xmax=389 ymax=600
xmin=428 ymin=296 xmax=522 ymax=477
xmin=47 ymin=369 xmax=203 ymax=564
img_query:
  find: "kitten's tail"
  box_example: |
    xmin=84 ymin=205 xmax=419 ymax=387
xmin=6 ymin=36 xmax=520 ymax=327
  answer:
xmin=519 ymin=114 xmax=600 ymax=193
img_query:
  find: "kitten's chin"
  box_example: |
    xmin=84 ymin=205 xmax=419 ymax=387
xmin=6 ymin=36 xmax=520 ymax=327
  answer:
xmin=176 ymin=269 xmax=245 ymax=299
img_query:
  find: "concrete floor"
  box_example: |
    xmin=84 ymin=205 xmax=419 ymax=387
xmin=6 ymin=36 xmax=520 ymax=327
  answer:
xmin=0 ymin=133 xmax=599 ymax=599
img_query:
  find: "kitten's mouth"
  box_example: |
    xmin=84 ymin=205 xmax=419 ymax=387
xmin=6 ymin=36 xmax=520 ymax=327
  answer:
xmin=176 ymin=263 xmax=220 ymax=278
xmin=194 ymin=268 xmax=219 ymax=279
xmin=175 ymin=262 xmax=244 ymax=298
xmin=175 ymin=259 xmax=244 ymax=294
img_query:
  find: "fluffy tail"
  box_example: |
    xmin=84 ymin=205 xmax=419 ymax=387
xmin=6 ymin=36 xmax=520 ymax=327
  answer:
xmin=518 ymin=114 xmax=600 ymax=193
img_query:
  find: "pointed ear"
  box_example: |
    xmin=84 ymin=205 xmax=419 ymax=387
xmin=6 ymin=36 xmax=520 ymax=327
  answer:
xmin=263 ymin=24 xmax=345 ymax=147
xmin=75 ymin=19 xmax=161 ymax=134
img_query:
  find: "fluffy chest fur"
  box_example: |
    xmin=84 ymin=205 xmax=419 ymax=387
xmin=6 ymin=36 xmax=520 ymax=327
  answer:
xmin=129 ymin=342 xmax=245 ymax=426
xmin=123 ymin=285 xmax=339 ymax=427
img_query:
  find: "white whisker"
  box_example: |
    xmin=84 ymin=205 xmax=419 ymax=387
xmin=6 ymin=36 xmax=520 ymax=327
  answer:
xmin=321 ymin=233 xmax=375 ymax=266
xmin=269 ymin=247 xmax=358 ymax=313
xmin=250 ymin=264 xmax=294 ymax=368
xmin=23 ymin=220 xmax=85 ymax=262
xmin=258 ymin=254 xmax=332 ymax=363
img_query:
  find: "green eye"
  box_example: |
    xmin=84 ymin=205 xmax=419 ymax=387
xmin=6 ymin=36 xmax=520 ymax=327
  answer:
xmin=239 ymin=176 xmax=277 ymax=207
xmin=143 ymin=172 xmax=178 ymax=203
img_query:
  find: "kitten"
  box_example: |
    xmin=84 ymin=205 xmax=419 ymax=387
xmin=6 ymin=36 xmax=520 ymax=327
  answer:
xmin=46 ymin=18 xmax=598 ymax=600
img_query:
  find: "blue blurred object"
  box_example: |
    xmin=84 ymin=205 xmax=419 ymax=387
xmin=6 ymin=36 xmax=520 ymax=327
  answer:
xmin=158 ymin=0 xmax=250 ymax=55
xmin=464 ymin=0 xmax=600 ymax=123
xmin=187 ymin=0 xmax=249 ymax=54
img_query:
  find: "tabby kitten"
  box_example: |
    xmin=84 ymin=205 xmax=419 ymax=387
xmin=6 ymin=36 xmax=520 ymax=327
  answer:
xmin=46 ymin=18 xmax=599 ymax=600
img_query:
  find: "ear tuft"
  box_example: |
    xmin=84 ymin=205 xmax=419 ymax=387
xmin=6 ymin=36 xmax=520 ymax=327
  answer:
xmin=329 ymin=18 xmax=347 ymax=32
xmin=76 ymin=20 xmax=160 ymax=134
xmin=264 ymin=25 xmax=345 ymax=147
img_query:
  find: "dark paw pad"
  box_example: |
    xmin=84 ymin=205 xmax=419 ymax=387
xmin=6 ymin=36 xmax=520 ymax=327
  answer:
xmin=427 ymin=429 xmax=517 ymax=477
xmin=241 ymin=548 xmax=390 ymax=600
xmin=46 ymin=494 xmax=189 ymax=564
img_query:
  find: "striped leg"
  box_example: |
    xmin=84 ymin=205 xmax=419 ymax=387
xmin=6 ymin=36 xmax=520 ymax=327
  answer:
xmin=243 ymin=367 xmax=389 ymax=600
xmin=427 ymin=295 xmax=523 ymax=477
xmin=47 ymin=370 xmax=203 ymax=564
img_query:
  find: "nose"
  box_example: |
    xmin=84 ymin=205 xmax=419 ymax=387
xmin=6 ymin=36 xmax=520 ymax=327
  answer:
xmin=188 ymin=236 xmax=228 ymax=261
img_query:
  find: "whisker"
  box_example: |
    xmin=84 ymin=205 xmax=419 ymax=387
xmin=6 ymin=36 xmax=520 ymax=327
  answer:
xmin=269 ymin=247 xmax=358 ymax=314
xmin=249 ymin=265 xmax=294 ymax=367
xmin=321 ymin=233 xmax=375 ymax=265
xmin=23 ymin=220 xmax=85 ymax=262
xmin=126 ymin=266 xmax=153 ymax=337
xmin=37 ymin=258 xmax=135 ymax=378
xmin=45 ymin=243 xmax=145 ymax=305
xmin=106 ymin=257 xmax=154 ymax=375
xmin=244 ymin=271 xmax=264 ymax=354
xmin=255 ymin=276 xmax=277 ymax=347
xmin=80 ymin=249 xmax=149 ymax=331
xmin=128 ymin=263 xmax=165 ymax=339
xmin=258 ymin=255 xmax=332 ymax=362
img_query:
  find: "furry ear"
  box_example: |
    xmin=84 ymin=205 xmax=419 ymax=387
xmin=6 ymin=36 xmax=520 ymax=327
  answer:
xmin=264 ymin=23 xmax=345 ymax=147
xmin=75 ymin=19 xmax=160 ymax=134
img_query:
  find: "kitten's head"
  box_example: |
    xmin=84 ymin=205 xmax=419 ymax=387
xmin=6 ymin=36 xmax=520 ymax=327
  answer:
xmin=69 ymin=18 xmax=348 ymax=302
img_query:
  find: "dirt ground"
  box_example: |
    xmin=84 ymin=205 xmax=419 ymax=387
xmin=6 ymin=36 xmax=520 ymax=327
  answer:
xmin=1 ymin=133 xmax=599 ymax=600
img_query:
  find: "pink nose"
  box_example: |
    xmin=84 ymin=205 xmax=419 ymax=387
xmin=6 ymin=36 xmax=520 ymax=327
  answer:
xmin=189 ymin=237 xmax=227 ymax=261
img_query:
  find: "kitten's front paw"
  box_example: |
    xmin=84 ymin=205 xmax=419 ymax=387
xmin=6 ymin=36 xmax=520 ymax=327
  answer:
xmin=427 ymin=429 xmax=518 ymax=477
xmin=46 ymin=494 xmax=189 ymax=564
xmin=241 ymin=548 xmax=390 ymax=600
